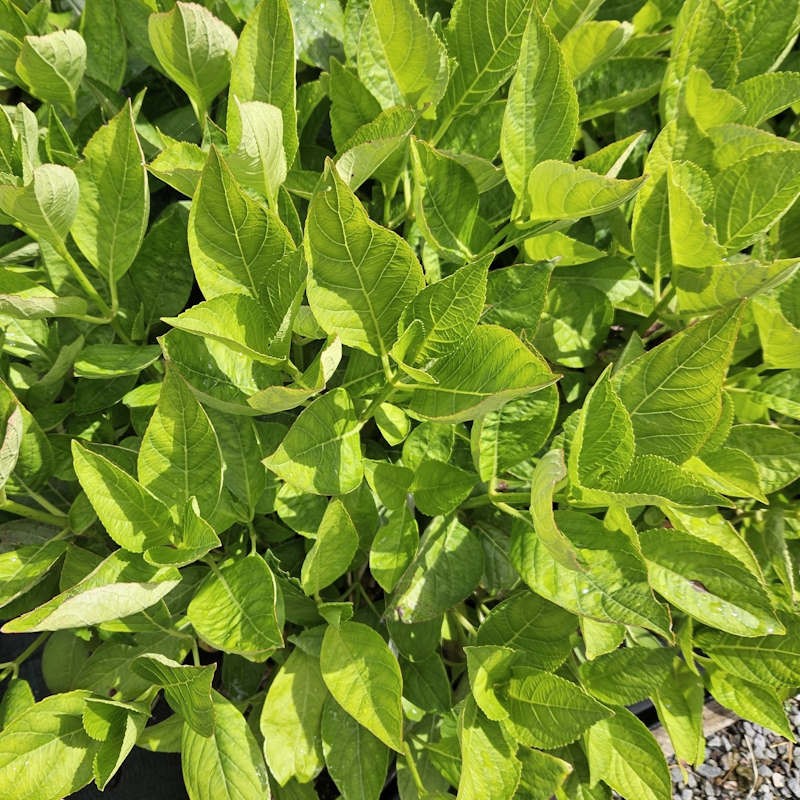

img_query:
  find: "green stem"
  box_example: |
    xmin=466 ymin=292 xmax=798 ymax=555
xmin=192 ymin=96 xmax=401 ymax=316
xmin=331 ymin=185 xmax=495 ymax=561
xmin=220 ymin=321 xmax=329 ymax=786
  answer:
xmin=401 ymin=741 xmax=425 ymax=795
xmin=54 ymin=243 xmax=113 ymax=319
xmin=358 ymin=379 xmax=397 ymax=424
xmin=461 ymin=491 xmax=530 ymax=509
xmin=1 ymin=498 xmax=69 ymax=527
xmin=17 ymin=479 xmax=68 ymax=518
xmin=1 ymin=632 xmax=49 ymax=678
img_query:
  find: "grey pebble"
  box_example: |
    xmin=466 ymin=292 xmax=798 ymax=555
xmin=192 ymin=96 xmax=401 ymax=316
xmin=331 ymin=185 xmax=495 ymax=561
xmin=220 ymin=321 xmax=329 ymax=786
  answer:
xmin=787 ymin=777 xmax=800 ymax=797
xmin=696 ymin=763 xmax=723 ymax=779
xmin=773 ymin=773 xmax=786 ymax=788
xmin=760 ymin=764 xmax=774 ymax=778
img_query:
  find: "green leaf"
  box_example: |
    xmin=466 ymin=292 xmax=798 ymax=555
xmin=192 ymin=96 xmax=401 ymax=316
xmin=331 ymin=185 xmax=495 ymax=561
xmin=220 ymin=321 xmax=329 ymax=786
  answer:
xmin=263 ymin=388 xmax=363 ymax=495
xmin=516 ymin=748 xmax=572 ymax=800
xmin=527 ymin=160 xmax=644 ymax=222
xmin=80 ymin=0 xmax=126 ymax=90
xmin=321 ymin=621 xmax=404 ymax=752
xmin=228 ymin=0 xmax=298 ymax=163
xmin=356 ymin=0 xmax=449 ymax=114
xmin=391 ymin=515 xmax=483 ymax=623
xmin=585 ymin=708 xmax=671 ymax=800
xmin=188 ymin=148 xmax=295 ymax=300
xmin=704 ymin=664 xmax=795 ymax=741
xmin=529 ymin=449 xmax=583 ymax=571
xmin=0 ymin=164 xmax=78 ymax=245
xmin=73 ymin=344 xmax=161 ymax=378
xmin=561 ymin=20 xmax=631 ymax=80
xmin=613 ymin=305 xmax=742 ymax=462
xmin=639 ymin=528 xmax=781 ymax=637
xmin=148 ymin=137 xmax=206 ymax=197
xmin=321 ymin=696 xmax=389 ymax=800
xmin=2 ymin=551 xmax=181 ymax=633
xmin=411 ymin=459 xmax=475 ymax=517
xmin=181 ymin=691 xmax=269 ymax=800
xmin=0 ymin=691 xmax=96 ymax=800
xmin=72 ymin=441 xmax=173 ymax=552
xmin=0 ymin=268 xmax=87 ymax=319
xmin=0 ymin=678 xmax=35 ymax=728
xmin=138 ymin=369 xmax=223 ymax=521
xmin=301 ymin=498 xmax=359 ymax=595
xmin=407 ymin=325 xmax=555 ymax=423
xmin=187 ymin=553 xmax=284 ymax=661
xmin=398 ymin=257 xmax=488 ymax=365
xmin=305 ymin=163 xmax=424 ymax=357
xmin=16 ymin=30 xmax=86 ymax=115
xmin=226 ymin=98 xmax=286 ymax=206
xmin=72 ymin=103 xmax=149 ymax=282
xmin=652 ymin=658 xmax=705 ymax=765
xmin=713 ymin=150 xmax=800 ymax=251
xmin=437 ymin=0 xmax=533 ymax=134
xmin=0 ymin=539 xmax=67 ymax=610
xmin=471 ymin=387 xmax=558 ymax=480
xmin=132 ymin=654 xmax=215 ymax=737
xmin=579 ymin=646 xmax=677 ymax=706
xmin=144 ymin=500 xmax=221 ymax=568
xmin=457 ymin=695 xmax=521 ymax=799
xmin=512 ymin=511 xmax=672 ymax=637
xmin=483 ymin=262 xmax=551 ymax=335
xmin=504 ymin=668 xmax=612 ymax=749
xmin=732 ymin=72 xmax=800 ymax=127
xmin=725 ymin=424 xmax=800 ymax=493
xmin=500 ymin=12 xmax=578 ymax=204
xmin=477 ymin=591 xmax=576 ymax=670
xmin=148 ymin=2 xmax=237 ymax=120
xmin=369 ymin=507 xmax=418 ymax=593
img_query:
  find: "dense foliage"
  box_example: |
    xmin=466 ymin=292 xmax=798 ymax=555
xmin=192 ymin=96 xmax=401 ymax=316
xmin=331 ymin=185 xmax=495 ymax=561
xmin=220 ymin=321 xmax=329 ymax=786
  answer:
xmin=0 ymin=0 xmax=799 ymax=798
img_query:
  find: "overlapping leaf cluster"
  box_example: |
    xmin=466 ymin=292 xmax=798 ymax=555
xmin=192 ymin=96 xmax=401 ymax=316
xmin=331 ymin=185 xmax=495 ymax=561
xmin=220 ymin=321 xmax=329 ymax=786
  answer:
xmin=0 ymin=0 xmax=798 ymax=799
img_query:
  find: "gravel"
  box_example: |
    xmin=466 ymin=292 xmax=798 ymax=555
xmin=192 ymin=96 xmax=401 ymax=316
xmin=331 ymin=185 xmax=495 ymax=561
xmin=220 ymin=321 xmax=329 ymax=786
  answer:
xmin=667 ymin=695 xmax=800 ymax=799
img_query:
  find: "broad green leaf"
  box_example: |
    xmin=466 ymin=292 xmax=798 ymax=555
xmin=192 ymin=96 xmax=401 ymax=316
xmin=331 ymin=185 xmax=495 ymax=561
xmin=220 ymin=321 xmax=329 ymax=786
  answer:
xmin=138 ymin=369 xmax=224 ymax=521
xmin=477 ymin=591 xmax=576 ymax=670
xmin=0 ymin=539 xmax=67 ymax=610
xmin=639 ymin=528 xmax=781 ymax=637
xmin=529 ymin=449 xmax=582 ymax=571
xmin=398 ymin=258 xmax=488 ymax=365
xmin=612 ymin=305 xmax=741 ymax=462
xmin=411 ymin=459 xmax=475 ymax=517
xmin=500 ymin=12 xmax=578 ymax=204
xmin=357 ymin=0 xmax=449 ymax=114
xmin=579 ymin=646 xmax=676 ymax=706
xmin=329 ymin=59 xmax=381 ymax=151
xmin=0 ymin=691 xmax=96 ymax=800
xmin=72 ymin=103 xmax=149 ymax=282
xmin=188 ymin=148 xmax=294 ymax=299
xmin=0 ymin=403 xmax=22 ymax=489
xmin=704 ymin=664 xmax=795 ymax=741
xmin=73 ymin=344 xmax=161 ymax=378
xmin=144 ymin=500 xmax=221 ymax=568
xmin=80 ymin=0 xmax=126 ymax=90
xmin=527 ymin=160 xmax=643 ymax=222
xmin=369 ymin=507 xmax=418 ymax=593
xmin=391 ymin=515 xmax=483 ymax=623
xmin=512 ymin=511 xmax=672 ymax=637
xmin=732 ymin=72 xmax=800 ymax=127
xmin=409 ymin=139 xmax=480 ymax=259
xmin=16 ymin=30 xmax=86 ymax=114
xmin=305 ymin=164 xmax=424 ymax=357
xmin=228 ymin=0 xmax=298 ymax=163
xmin=148 ymin=137 xmax=206 ymax=197
xmin=0 ymin=269 xmax=86 ymax=318
xmin=2 ymin=551 xmax=181 ymax=633
xmin=182 ymin=691 xmax=269 ymax=800
xmin=321 ymin=696 xmax=389 ymax=800
xmin=301 ymin=498 xmax=359 ymax=595
xmin=0 ymin=164 xmax=78 ymax=245
xmin=504 ymin=668 xmax=612 ymax=749
xmin=148 ymin=2 xmax=237 ymax=121
xmin=586 ymin=711 xmax=670 ymax=800
xmin=483 ymin=262 xmax=551 ymax=334
xmin=713 ymin=150 xmax=800 ymax=251
xmin=321 ymin=621 xmax=404 ymax=752
xmin=262 ymin=647 xmax=328 ymax=785
xmin=726 ymin=424 xmax=800 ymax=493
xmin=227 ymin=98 xmax=286 ymax=207
xmin=263 ymin=388 xmax=363 ymax=495
xmin=438 ymin=0 xmax=532 ymax=136
xmin=0 ymin=678 xmax=35 ymax=728
xmin=652 ymin=658 xmax=705 ymax=765
xmin=407 ymin=325 xmax=555 ymax=423
xmin=471 ymin=387 xmax=558 ymax=480
xmin=374 ymin=403 xmax=411 ymax=446
xmin=165 ymin=292 xmax=296 ymax=365
xmin=516 ymin=748 xmax=572 ymax=800
xmin=72 ymin=441 xmax=173 ymax=552
xmin=560 ymin=20 xmax=631 ymax=80
xmin=660 ymin=0 xmax=740 ymax=120
xmin=578 ymin=55 xmax=664 ymax=121
xmin=132 ymin=654 xmax=215 ymax=737
xmin=187 ymin=553 xmax=284 ymax=661
xmin=457 ymin=695 xmax=521 ymax=800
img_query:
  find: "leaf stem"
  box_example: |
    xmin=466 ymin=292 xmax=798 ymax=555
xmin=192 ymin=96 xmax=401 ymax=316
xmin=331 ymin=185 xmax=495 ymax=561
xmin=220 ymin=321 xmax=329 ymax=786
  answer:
xmin=0 ymin=498 xmax=69 ymax=527
xmin=0 ymin=632 xmax=50 ymax=678
xmin=401 ymin=741 xmax=425 ymax=794
xmin=54 ymin=242 xmax=113 ymax=319
xmin=17 ymin=479 xmax=68 ymax=518
xmin=461 ymin=491 xmax=530 ymax=509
